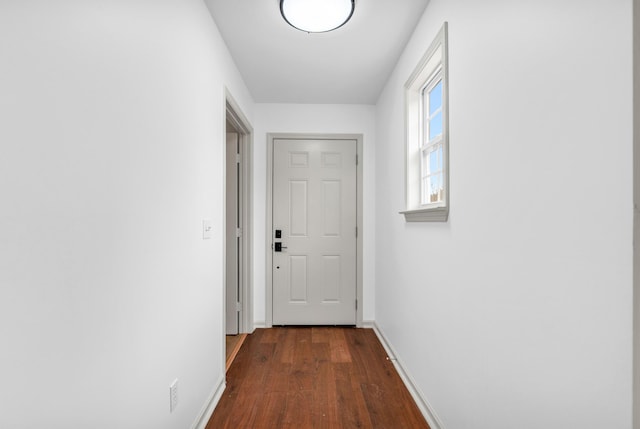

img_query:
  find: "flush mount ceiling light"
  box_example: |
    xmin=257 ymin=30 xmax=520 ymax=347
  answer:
xmin=280 ymin=0 xmax=355 ymax=33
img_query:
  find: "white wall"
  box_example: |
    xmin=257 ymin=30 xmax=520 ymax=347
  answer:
xmin=374 ymin=1 xmax=633 ymax=428
xmin=0 ymin=1 xmax=252 ymax=428
xmin=252 ymin=103 xmax=376 ymax=325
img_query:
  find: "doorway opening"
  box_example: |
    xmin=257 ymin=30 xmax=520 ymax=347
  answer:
xmin=224 ymin=91 xmax=253 ymax=370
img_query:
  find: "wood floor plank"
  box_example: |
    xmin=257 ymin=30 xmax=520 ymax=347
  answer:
xmin=282 ymin=390 xmax=314 ymax=429
xmin=329 ymin=328 xmax=352 ymax=363
xmin=311 ymin=326 xmax=331 ymax=344
xmin=333 ymin=362 xmax=373 ymax=428
xmin=310 ymin=342 xmax=339 ymax=429
xmin=289 ymin=328 xmax=314 ymax=392
xmin=279 ymin=327 xmax=297 ymax=364
xmin=252 ymin=392 xmax=287 ymax=428
xmin=208 ymin=327 xmax=430 ymax=429
xmin=260 ymin=326 xmax=282 ymax=343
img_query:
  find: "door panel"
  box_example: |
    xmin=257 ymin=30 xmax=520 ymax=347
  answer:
xmin=289 ymin=255 xmax=308 ymax=302
xmin=225 ymin=132 xmax=239 ymax=335
xmin=289 ymin=181 xmax=308 ymax=236
xmin=272 ymin=139 xmax=356 ymax=325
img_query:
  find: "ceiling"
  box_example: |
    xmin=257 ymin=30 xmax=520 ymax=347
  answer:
xmin=204 ymin=0 xmax=430 ymax=104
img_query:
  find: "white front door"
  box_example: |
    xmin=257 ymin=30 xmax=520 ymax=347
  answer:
xmin=272 ymin=138 xmax=357 ymax=325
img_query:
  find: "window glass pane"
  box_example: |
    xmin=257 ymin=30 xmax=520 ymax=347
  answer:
xmin=429 ymin=111 xmax=443 ymax=140
xmin=427 ymin=176 xmax=435 ymax=202
xmin=429 ymin=80 xmax=442 ymax=114
xmin=429 ymin=149 xmax=439 ymax=174
xmin=427 ymin=173 xmax=444 ymax=203
xmin=421 ymin=89 xmax=429 ymax=144
xmin=432 ymin=174 xmax=441 ymax=193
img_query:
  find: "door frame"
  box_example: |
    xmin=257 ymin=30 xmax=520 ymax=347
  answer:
xmin=633 ymin=0 xmax=639 ymax=425
xmin=224 ymin=89 xmax=253 ymax=335
xmin=265 ymin=133 xmax=364 ymax=327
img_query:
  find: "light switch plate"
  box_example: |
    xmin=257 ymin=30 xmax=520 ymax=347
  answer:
xmin=202 ymin=219 xmax=213 ymax=239
xmin=169 ymin=379 xmax=178 ymax=412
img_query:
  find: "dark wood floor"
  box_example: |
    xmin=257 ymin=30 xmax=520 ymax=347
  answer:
xmin=207 ymin=327 xmax=430 ymax=429
xmin=226 ymin=333 xmax=247 ymax=372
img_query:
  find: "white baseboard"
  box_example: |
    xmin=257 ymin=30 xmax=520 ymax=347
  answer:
xmin=191 ymin=375 xmax=226 ymax=429
xmin=370 ymin=322 xmax=445 ymax=429
xmin=253 ymin=321 xmax=267 ymax=329
xmin=361 ymin=320 xmax=376 ymax=328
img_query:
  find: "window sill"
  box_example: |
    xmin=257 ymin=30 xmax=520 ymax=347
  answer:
xmin=400 ymin=206 xmax=448 ymax=222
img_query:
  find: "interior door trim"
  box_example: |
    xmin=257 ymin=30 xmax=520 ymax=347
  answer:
xmin=225 ymin=89 xmax=253 ymax=335
xmin=266 ymin=133 xmax=363 ymax=327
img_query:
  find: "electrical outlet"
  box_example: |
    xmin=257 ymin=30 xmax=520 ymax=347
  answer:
xmin=169 ymin=379 xmax=178 ymax=413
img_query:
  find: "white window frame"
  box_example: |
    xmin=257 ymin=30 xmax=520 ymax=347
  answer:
xmin=401 ymin=22 xmax=449 ymax=222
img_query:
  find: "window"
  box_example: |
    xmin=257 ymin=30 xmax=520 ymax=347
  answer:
xmin=401 ymin=23 xmax=449 ymax=222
